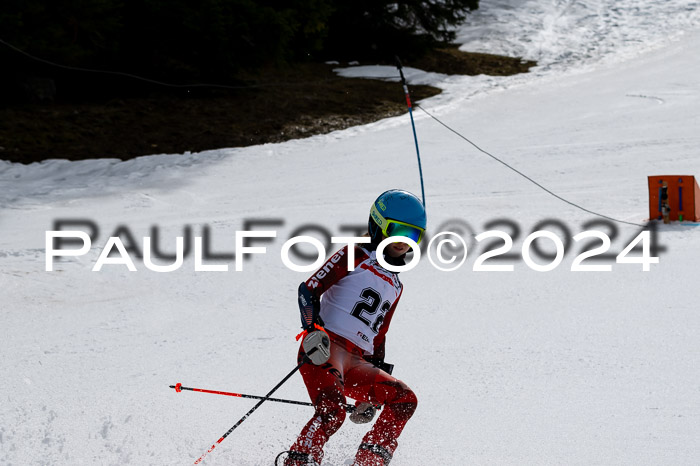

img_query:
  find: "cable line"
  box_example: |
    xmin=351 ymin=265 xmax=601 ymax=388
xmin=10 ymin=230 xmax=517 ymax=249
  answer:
xmin=416 ymin=104 xmax=645 ymax=228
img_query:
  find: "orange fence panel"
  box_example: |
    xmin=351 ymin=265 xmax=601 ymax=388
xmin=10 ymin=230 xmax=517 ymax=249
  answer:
xmin=648 ymin=175 xmax=700 ymax=222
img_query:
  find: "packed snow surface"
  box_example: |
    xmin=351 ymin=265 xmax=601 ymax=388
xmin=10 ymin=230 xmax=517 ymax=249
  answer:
xmin=1 ymin=1 xmax=700 ymax=464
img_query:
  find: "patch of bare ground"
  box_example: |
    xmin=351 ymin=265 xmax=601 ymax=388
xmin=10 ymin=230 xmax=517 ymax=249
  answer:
xmin=0 ymin=47 xmax=535 ymax=164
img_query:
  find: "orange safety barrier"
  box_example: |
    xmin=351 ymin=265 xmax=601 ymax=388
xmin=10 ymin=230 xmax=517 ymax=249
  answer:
xmin=647 ymin=175 xmax=700 ymax=222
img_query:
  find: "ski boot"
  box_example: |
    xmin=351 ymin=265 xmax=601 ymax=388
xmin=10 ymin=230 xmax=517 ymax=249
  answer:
xmin=275 ymin=450 xmax=320 ymax=466
xmin=353 ymin=443 xmax=393 ymax=465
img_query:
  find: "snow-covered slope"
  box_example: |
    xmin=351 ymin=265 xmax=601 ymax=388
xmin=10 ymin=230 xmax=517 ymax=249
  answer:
xmin=2 ymin=1 xmax=700 ymax=464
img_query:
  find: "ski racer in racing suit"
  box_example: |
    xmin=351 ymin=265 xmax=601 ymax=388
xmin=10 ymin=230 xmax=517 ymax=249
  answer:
xmin=281 ymin=189 xmax=427 ymax=466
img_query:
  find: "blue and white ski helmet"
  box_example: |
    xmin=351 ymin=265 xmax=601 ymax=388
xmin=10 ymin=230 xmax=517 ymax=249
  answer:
xmin=368 ymin=189 xmax=427 ymax=244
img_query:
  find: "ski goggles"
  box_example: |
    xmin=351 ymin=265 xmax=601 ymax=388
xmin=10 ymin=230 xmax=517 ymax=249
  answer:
xmin=370 ymin=204 xmax=425 ymax=244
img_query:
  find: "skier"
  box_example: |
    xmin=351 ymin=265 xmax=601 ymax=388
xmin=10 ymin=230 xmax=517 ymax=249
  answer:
xmin=277 ymin=189 xmax=427 ymax=466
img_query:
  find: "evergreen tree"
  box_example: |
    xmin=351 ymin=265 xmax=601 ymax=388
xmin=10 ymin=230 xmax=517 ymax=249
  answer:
xmin=0 ymin=0 xmax=479 ymax=101
xmin=323 ymin=0 xmax=479 ymax=60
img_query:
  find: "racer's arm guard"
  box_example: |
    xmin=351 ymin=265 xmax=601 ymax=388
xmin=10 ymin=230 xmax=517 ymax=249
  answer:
xmin=298 ymin=282 xmax=321 ymax=331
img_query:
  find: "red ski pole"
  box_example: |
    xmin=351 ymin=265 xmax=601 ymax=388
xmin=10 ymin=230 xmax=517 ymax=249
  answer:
xmin=170 ymin=383 xmax=364 ymax=411
xmin=192 ymin=359 xmax=306 ymax=464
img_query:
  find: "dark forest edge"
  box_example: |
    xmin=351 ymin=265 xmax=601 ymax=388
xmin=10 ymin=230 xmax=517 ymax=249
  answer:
xmin=0 ymin=48 xmax=535 ymax=164
xmin=0 ymin=1 xmax=539 ymax=163
xmin=1 ymin=0 xmax=481 ymax=99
